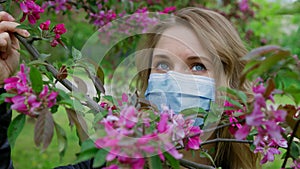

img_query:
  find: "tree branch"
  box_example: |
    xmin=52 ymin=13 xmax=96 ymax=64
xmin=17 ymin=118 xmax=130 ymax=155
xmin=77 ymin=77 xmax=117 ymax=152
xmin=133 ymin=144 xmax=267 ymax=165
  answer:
xmin=200 ymin=138 xmax=253 ymax=146
xmin=15 ymin=34 xmax=104 ymax=113
xmin=202 ymin=119 xmax=245 ymax=133
xmin=282 ymin=119 xmax=300 ymax=168
xmin=179 ymin=159 xmax=215 ymax=169
xmin=176 ymin=138 xmax=253 ymax=150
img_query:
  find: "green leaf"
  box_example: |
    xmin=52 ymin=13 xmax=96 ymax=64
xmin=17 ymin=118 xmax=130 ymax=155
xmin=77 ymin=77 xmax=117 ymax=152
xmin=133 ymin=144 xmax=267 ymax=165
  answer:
xmin=57 ymin=89 xmax=71 ymax=100
xmin=102 ymin=95 xmax=117 ymax=104
xmin=5 ymin=0 xmax=12 ymax=12
xmin=164 ymin=153 xmax=180 ymax=169
xmin=219 ymin=96 xmax=244 ymax=110
xmin=218 ymin=87 xmax=247 ymax=106
xmin=285 ymin=84 xmax=300 ymax=104
xmin=80 ymin=139 xmax=96 ymax=152
xmin=54 ymin=122 xmax=68 ymax=161
xmin=29 ymin=66 xmax=43 ymax=93
xmin=58 ymin=99 xmax=74 ymax=107
xmin=290 ymin=141 xmax=300 ymax=159
xmin=92 ymin=149 xmax=108 ymax=168
xmin=8 ymin=114 xmax=26 ymax=148
xmin=40 ymin=53 xmax=51 ymax=60
xmin=0 ymin=93 xmax=15 ymax=104
xmin=72 ymin=47 xmax=82 ymax=60
xmin=199 ymin=151 xmax=216 ymax=167
xmin=203 ymin=103 xmax=222 ymax=126
xmin=76 ymin=148 xmax=98 ymax=163
xmin=93 ymin=111 xmax=108 ymax=125
xmin=180 ymin=107 xmax=207 ymax=120
xmin=16 ymin=24 xmax=33 ymax=30
xmin=149 ymin=155 xmax=163 ymax=169
xmin=51 ymin=105 xmax=59 ymax=114
xmin=27 ymin=60 xmax=49 ymax=66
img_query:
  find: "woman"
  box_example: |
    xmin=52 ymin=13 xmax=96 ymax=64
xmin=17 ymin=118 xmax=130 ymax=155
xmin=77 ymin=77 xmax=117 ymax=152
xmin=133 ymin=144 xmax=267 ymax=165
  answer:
xmin=135 ymin=7 xmax=259 ymax=168
xmin=0 ymin=7 xmax=259 ymax=169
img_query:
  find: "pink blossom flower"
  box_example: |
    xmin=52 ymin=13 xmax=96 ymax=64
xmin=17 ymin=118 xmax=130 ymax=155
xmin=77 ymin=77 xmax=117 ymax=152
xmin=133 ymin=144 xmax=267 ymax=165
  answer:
xmin=252 ymin=82 xmax=265 ymax=94
xmin=54 ymin=23 xmax=67 ymax=35
xmin=157 ymin=148 xmax=165 ymax=161
xmin=27 ymin=95 xmax=41 ymax=113
xmin=235 ymin=125 xmax=251 ymax=140
xmin=239 ymin=0 xmax=249 ymax=12
xmin=246 ymin=104 xmax=264 ymax=126
xmin=47 ymin=91 xmax=58 ymax=107
xmin=273 ymin=108 xmax=287 ymax=122
xmin=43 ymin=0 xmax=68 ymax=14
xmin=39 ymin=20 xmax=51 ymax=30
xmin=4 ymin=64 xmax=58 ymax=116
xmin=291 ymin=159 xmax=300 ymax=169
xmin=90 ymin=9 xmax=117 ymax=28
xmin=254 ymin=93 xmax=266 ymax=107
xmin=157 ymin=112 xmax=169 ymax=133
xmin=4 ymin=77 xmax=19 ymax=91
xmin=264 ymin=120 xmax=284 ymax=141
xmin=20 ymin=0 xmax=44 ymax=24
xmin=47 ymin=23 xmax=67 ymax=47
xmin=11 ymin=95 xmax=28 ymax=113
xmin=136 ymin=7 xmax=148 ymax=13
xmin=50 ymin=39 xmax=59 ymax=47
xmin=185 ymin=126 xmax=202 ymax=150
xmin=159 ymin=6 xmax=176 ymax=14
xmin=260 ymin=147 xmax=281 ymax=164
xmin=106 ymin=148 xmax=119 ymax=161
xmin=224 ymin=100 xmax=245 ymax=134
xmin=119 ymin=106 xmax=138 ymax=129
xmin=164 ymin=143 xmax=183 ymax=159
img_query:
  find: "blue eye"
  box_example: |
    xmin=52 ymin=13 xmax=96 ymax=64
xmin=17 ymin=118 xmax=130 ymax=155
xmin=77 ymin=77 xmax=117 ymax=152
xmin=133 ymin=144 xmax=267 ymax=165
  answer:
xmin=191 ymin=63 xmax=206 ymax=71
xmin=156 ymin=62 xmax=170 ymax=71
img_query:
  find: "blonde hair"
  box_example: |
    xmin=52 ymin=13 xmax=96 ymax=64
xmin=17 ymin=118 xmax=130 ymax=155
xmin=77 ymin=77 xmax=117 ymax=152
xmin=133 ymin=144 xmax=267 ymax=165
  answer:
xmin=135 ymin=7 xmax=259 ymax=169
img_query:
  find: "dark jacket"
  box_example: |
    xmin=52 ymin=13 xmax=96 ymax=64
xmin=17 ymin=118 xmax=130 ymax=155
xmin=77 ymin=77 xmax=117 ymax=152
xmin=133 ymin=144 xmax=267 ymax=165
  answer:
xmin=0 ymin=88 xmax=96 ymax=169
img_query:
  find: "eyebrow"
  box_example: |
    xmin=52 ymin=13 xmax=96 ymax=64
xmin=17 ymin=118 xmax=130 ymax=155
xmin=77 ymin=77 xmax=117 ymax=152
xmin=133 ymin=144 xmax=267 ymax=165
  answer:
xmin=152 ymin=54 xmax=171 ymax=60
xmin=153 ymin=54 xmax=212 ymax=65
xmin=187 ymin=56 xmax=212 ymax=64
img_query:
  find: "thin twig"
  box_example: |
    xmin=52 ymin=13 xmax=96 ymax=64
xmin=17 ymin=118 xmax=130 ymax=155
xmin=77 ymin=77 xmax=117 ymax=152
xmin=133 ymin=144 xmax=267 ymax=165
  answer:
xmin=176 ymin=138 xmax=253 ymax=150
xmin=281 ymin=119 xmax=300 ymax=168
xmin=200 ymin=138 xmax=253 ymax=146
xmin=179 ymin=159 xmax=215 ymax=169
xmin=202 ymin=119 xmax=245 ymax=133
xmin=15 ymin=33 xmax=104 ymax=113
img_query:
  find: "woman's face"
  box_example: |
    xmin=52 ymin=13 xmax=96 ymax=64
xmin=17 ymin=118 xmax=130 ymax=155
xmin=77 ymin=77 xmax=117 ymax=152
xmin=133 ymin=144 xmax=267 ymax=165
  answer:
xmin=151 ymin=25 xmax=214 ymax=78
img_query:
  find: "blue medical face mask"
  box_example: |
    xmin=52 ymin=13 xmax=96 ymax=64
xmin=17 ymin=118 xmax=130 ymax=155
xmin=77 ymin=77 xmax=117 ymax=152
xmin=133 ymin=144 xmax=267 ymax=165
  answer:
xmin=145 ymin=71 xmax=215 ymax=126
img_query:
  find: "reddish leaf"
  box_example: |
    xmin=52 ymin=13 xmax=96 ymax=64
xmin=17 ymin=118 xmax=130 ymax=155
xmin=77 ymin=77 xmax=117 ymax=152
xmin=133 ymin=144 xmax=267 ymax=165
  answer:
xmin=65 ymin=108 xmax=88 ymax=142
xmin=263 ymin=79 xmax=276 ymax=98
xmin=279 ymin=105 xmax=300 ymax=139
xmin=239 ymin=62 xmax=260 ymax=86
xmin=85 ymin=58 xmax=105 ymax=94
xmin=73 ymin=76 xmax=88 ymax=94
xmin=34 ymin=108 xmax=54 ymax=150
xmin=242 ymin=45 xmax=281 ymax=61
xmin=57 ymin=65 xmax=68 ymax=80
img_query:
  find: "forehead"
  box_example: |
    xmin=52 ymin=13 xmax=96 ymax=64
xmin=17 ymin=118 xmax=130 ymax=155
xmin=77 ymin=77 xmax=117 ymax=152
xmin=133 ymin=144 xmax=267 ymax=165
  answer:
xmin=153 ymin=25 xmax=210 ymax=58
